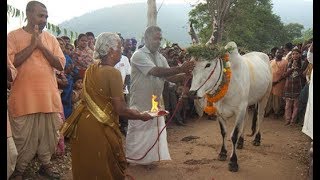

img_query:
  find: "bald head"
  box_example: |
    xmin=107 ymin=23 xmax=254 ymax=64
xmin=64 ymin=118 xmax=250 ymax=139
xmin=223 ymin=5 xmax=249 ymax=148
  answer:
xmin=26 ymin=1 xmax=46 ymax=12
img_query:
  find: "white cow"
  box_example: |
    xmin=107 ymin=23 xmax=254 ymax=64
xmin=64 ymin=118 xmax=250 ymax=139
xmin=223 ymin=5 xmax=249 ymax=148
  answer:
xmin=189 ymin=42 xmax=272 ymax=172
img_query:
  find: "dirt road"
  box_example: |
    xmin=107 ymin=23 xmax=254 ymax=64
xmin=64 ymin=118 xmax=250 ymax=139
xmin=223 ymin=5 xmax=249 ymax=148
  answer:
xmin=24 ymin=115 xmax=311 ymax=180
xmin=125 ymin=116 xmax=311 ymax=180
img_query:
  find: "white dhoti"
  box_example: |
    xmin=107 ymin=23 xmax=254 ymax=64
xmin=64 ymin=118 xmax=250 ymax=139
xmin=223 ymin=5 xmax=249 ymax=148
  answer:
xmin=302 ymin=71 xmax=313 ymax=139
xmin=125 ymin=116 xmax=171 ymax=165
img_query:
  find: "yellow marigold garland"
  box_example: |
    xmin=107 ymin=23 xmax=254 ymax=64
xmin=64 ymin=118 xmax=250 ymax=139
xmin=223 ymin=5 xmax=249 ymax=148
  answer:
xmin=204 ymin=53 xmax=232 ymax=115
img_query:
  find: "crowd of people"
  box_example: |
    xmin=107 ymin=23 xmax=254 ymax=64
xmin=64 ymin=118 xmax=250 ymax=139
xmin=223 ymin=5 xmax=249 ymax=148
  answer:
xmin=265 ymin=41 xmax=313 ymax=128
xmin=7 ymin=1 xmax=312 ymax=180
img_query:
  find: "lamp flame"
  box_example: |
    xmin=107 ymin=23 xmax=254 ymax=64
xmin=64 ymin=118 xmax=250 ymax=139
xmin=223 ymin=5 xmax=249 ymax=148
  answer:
xmin=150 ymin=95 xmax=159 ymax=112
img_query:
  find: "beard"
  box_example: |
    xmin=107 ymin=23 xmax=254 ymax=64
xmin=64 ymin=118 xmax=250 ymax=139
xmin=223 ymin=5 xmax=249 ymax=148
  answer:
xmin=39 ymin=23 xmax=46 ymax=31
xmin=149 ymin=44 xmax=160 ymax=53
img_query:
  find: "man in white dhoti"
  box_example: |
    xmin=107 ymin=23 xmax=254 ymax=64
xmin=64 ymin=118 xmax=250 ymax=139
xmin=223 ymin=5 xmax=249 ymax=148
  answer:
xmin=302 ymin=42 xmax=313 ymax=139
xmin=126 ymin=26 xmax=195 ymax=166
xmin=302 ymin=42 xmax=312 ymax=180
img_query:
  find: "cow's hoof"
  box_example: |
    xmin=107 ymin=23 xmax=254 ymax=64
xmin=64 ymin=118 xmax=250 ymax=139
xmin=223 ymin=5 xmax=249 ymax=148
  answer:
xmin=237 ymin=143 xmax=243 ymax=149
xmin=218 ymin=153 xmax=227 ymax=161
xmin=252 ymin=140 xmax=260 ymax=146
xmin=228 ymin=162 xmax=239 ymax=172
xmin=237 ymin=137 xmax=244 ymax=149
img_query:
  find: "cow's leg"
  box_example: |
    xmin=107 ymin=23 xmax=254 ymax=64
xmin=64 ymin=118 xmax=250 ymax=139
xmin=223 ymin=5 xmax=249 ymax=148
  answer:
xmin=248 ymin=104 xmax=258 ymax=137
xmin=253 ymin=83 xmax=271 ymax=146
xmin=237 ymin=108 xmax=249 ymax=149
xmin=229 ymin=108 xmax=246 ymax=172
xmin=253 ymin=103 xmax=264 ymax=146
xmin=217 ymin=116 xmax=227 ymax=161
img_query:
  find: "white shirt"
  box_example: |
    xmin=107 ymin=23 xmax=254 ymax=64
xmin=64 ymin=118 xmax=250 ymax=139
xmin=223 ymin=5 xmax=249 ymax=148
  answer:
xmin=114 ymin=55 xmax=131 ymax=94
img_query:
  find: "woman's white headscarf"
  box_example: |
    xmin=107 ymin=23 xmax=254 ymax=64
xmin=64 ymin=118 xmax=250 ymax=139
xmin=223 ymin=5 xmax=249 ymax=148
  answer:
xmin=93 ymin=32 xmax=120 ymax=59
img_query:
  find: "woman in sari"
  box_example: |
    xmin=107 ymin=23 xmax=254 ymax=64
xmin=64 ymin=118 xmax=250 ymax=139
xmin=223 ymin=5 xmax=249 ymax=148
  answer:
xmin=70 ymin=32 xmax=153 ymax=180
xmin=71 ymin=34 xmax=94 ymax=78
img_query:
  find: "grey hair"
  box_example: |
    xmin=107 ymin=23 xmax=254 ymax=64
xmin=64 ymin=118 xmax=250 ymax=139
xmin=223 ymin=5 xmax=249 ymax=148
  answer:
xmin=144 ymin=26 xmax=161 ymax=40
xmin=93 ymin=32 xmax=120 ymax=59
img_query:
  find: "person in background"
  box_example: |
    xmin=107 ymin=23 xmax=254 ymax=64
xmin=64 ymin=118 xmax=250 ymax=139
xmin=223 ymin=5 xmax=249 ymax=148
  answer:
xmin=283 ymin=48 xmax=304 ymax=126
xmin=114 ymin=54 xmax=132 ymax=136
xmin=123 ymin=38 xmax=133 ymax=60
xmin=57 ymin=37 xmax=74 ymax=119
xmin=302 ymin=42 xmax=313 ymax=138
xmin=65 ymin=42 xmax=74 ymax=55
xmin=85 ymin=32 xmax=95 ymax=51
xmin=54 ymin=64 xmax=68 ymax=157
xmin=70 ymin=32 xmax=153 ymax=180
xmin=131 ymin=38 xmax=137 ymax=52
xmin=74 ymin=39 xmax=78 ymax=48
xmin=302 ymin=42 xmax=313 ymax=180
xmin=7 ymin=55 xmax=18 ymax=180
xmin=270 ymin=46 xmax=278 ymax=60
xmin=162 ymin=48 xmax=185 ymax=125
xmin=61 ymin=35 xmax=71 ymax=44
xmin=284 ymin=42 xmax=293 ymax=62
xmin=265 ymin=48 xmax=288 ymax=118
xmin=7 ymin=1 xmax=65 ymax=179
xmin=71 ymin=33 xmax=94 ymax=78
xmin=71 ymin=78 xmax=83 ymax=111
xmin=126 ymin=26 xmax=195 ymax=167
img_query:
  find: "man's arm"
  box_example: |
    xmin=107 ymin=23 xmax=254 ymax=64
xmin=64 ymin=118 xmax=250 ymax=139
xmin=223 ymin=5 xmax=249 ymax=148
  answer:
xmin=166 ymin=73 xmax=188 ymax=83
xmin=38 ymin=45 xmax=63 ymax=71
xmin=13 ymin=41 xmax=37 ymax=68
xmin=148 ymin=61 xmax=195 ymax=78
xmin=148 ymin=66 xmax=183 ymax=77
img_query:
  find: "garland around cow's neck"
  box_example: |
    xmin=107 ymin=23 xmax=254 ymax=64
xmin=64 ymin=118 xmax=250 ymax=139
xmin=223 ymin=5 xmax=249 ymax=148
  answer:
xmin=204 ymin=53 xmax=231 ymax=115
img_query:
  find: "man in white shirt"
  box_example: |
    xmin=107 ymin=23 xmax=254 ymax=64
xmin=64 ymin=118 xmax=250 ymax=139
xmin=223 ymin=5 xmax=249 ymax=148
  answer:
xmin=115 ymin=55 xmax=131 ymax=135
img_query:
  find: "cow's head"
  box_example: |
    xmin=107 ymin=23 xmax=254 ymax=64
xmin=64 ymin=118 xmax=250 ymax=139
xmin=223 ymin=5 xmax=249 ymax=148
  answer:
xmin=189 ymin=56 xmax=223 ymax=98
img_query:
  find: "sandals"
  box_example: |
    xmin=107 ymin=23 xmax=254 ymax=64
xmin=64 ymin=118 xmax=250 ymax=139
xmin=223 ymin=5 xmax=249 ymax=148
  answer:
xmin=38 ymin=164 xmax=60 ymax=179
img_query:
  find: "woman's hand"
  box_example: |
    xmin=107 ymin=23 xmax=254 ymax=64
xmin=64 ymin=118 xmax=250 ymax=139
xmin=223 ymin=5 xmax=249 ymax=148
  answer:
xmin=139 ymin=112 xmax=154 ymax=121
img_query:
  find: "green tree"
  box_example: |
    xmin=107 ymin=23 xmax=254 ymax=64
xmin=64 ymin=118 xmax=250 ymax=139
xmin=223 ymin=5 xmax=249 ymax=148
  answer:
xmin=189 ymin=3 xmax=212 ymax=44
xmin=292 ymin=28 xmax=313 ymax=45
xmin=284 ymin=23 xmax=304 ymax=41
xmin=189 ymin=0 xmax=290 ymax=51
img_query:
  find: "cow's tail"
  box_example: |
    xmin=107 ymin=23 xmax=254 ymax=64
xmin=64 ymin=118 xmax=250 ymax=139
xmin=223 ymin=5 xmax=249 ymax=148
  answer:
xmin=250 ymin=103 xmax=258 ymax=136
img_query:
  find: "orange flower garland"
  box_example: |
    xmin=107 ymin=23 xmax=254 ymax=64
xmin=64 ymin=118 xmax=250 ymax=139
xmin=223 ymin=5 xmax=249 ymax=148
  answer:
xmin=204 ymin=53 xmax=232 ymax=115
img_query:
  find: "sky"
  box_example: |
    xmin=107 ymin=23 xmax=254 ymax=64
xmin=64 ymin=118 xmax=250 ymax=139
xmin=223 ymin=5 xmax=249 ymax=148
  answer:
xmin=7 ymin=0 xmax=312 ymax=32
xmin=7 ymin=0 xmax=204 ymax=25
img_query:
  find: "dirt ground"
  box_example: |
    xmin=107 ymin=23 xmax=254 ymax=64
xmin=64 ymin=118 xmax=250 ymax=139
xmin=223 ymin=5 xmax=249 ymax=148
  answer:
xmin=125 ymin=115 xmax=311 ymax=180
xmin=23 ymin=113 xmax=311 ymax=180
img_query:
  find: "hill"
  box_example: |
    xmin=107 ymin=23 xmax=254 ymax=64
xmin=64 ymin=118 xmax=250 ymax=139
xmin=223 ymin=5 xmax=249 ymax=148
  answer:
xmin=59 ymin=3 xmax=192 ymax=47
xmin=59 ymin=1 xmax=313 ymax=47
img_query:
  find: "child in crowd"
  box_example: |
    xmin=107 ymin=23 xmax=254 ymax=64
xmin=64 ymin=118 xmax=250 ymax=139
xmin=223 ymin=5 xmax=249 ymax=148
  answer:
xmin=283 ymin=48 xmax=304 ymax=126
xmin=72 ymin=78 xmax=83 ymax=111
xmin=55 ymin=70 xmax=68 ymax=156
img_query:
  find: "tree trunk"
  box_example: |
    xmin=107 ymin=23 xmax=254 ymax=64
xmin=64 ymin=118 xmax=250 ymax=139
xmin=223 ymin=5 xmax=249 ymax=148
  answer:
xmin=147 ymin=0 xmax=157 ymax=26
xmin=189 ymin=22 xmax=199 ymax=44
xmin=205 ymin=0 xmax=232 ymax=46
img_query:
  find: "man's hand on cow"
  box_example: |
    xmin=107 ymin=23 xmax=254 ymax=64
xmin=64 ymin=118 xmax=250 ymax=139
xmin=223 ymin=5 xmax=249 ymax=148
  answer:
xmin=180 ymin=61 xmax=195 ymax=74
